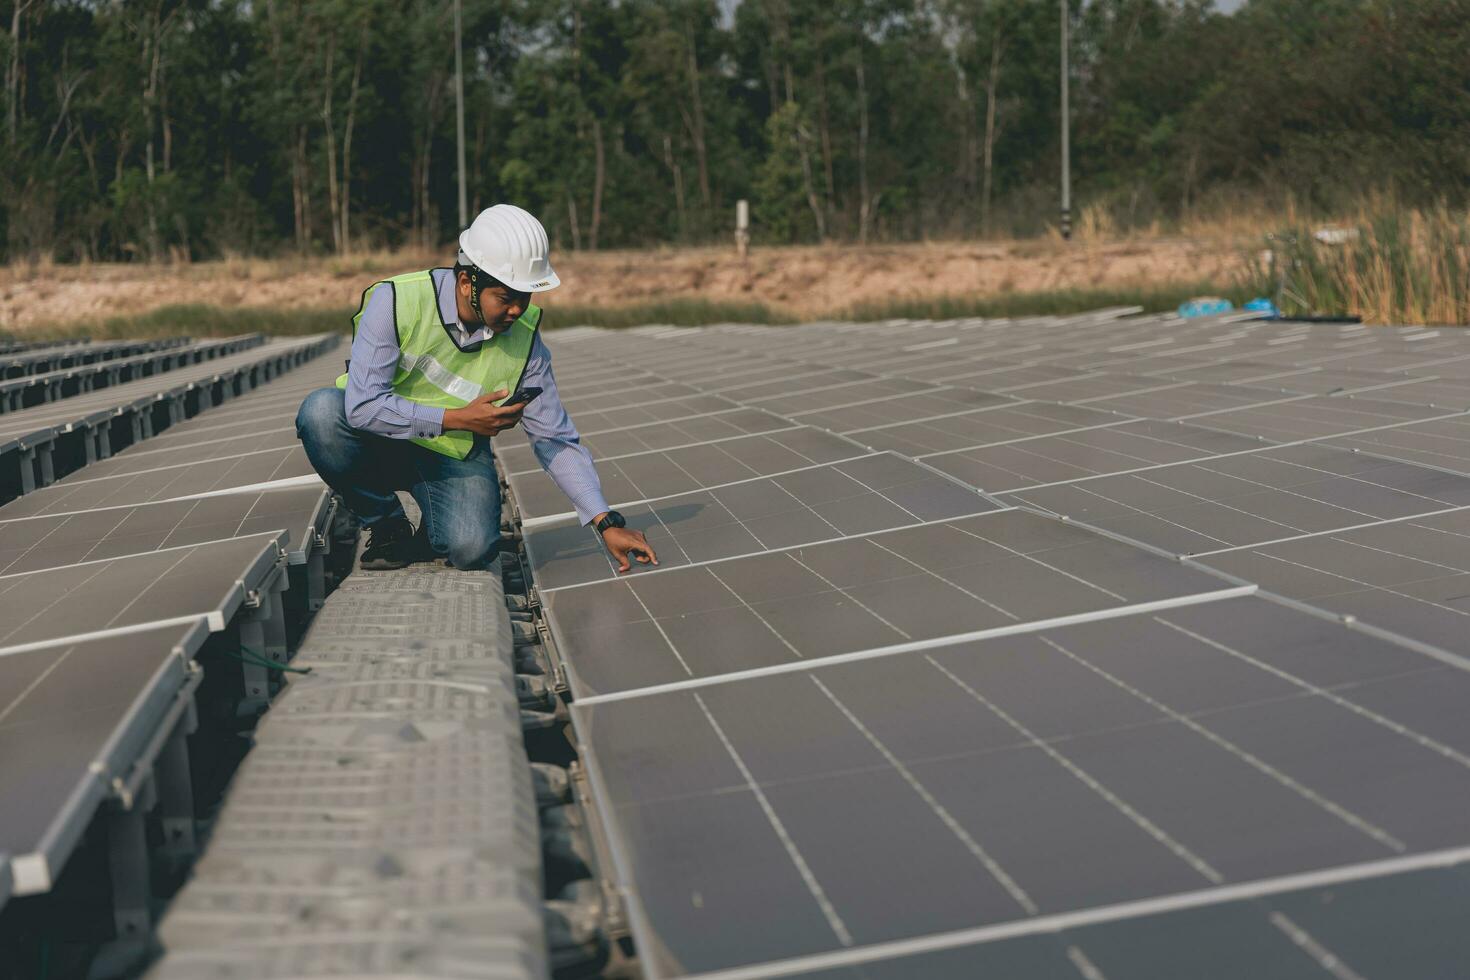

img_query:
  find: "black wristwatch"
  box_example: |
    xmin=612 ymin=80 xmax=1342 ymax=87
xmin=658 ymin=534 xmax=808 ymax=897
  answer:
xmin=594 ymin=511 xmax=626 ymax=534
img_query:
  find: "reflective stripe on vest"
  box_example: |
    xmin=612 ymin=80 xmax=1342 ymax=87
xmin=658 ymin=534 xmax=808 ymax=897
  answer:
xmin=397 ymin=350 xmax=484 ymax=402
xmin=336 ymin=268 xmax=540 ymax=460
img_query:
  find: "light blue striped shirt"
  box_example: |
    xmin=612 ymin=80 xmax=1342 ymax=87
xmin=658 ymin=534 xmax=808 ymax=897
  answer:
xmin=342 ymin=268 xmax=609 ymax=525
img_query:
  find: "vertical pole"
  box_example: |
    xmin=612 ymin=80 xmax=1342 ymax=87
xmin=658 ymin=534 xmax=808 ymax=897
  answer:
xmin=1059 ymin=0 xmax=1071 ymax=241
xmin=454 ymin=0 xmax=469 ymax=227
xmin=735 ymin=199 xmax=750 ymax=258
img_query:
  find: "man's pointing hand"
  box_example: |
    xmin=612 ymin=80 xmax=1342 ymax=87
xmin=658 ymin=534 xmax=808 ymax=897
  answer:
xmin=443 ymin=389 xmax=525 ymax=436
xmin=602 ymin=526 xmax=658 ymax=574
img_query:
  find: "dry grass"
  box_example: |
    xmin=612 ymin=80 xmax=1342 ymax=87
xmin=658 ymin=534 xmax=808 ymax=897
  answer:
xmin=0 ymin=236 xmax=1249 ymax=334
xmin=10 ymin=202 xmax=1464 ymax=334
xmin=10 ymin=279 xmax=1259 ymax=341
xmin=1263 ymin=205 xmax=1470 ymax=324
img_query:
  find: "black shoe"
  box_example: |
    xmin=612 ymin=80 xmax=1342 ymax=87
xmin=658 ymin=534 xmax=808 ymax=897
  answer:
xmin=359 ymin=517 xmax=425 ymax=570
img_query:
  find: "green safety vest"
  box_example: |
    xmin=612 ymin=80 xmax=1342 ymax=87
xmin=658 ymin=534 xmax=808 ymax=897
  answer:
xmin=336 ymin=268 xmax=540 ymax=460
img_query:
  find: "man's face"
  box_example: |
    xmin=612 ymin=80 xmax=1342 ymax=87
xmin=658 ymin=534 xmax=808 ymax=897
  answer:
xmin=459 ymin=272 xmax=531 ymax=334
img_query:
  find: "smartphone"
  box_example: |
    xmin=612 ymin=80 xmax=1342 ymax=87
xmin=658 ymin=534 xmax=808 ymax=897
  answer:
xmin=503 ymin=386 xmax=543 ymax=407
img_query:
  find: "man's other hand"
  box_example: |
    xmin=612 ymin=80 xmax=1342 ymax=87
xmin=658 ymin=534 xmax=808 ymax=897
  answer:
xmin=443 ymin=389 xmax=525 ymax=436
xmin=602 ymin=526 xmax=658 ymax=573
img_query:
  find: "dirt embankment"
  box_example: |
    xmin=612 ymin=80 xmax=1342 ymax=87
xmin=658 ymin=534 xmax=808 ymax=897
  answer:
xmin=0 ymin=238 xmax=1246 ymax=332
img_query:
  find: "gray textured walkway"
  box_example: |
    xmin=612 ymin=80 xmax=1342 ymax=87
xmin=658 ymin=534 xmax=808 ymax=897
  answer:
xmin=150 ymin=560 xmax=548 ymax=980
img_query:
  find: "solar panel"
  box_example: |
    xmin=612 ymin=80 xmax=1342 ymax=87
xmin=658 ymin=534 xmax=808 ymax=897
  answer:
xmin=523 ymin=453 xmax=999 ymax=590
xmin=125 ymin=414 xmax=300 ymax=453
xmin=781 ymin=387 xmax=1016 ymax=433
xmin=1078 ymin=381 xmax=1307 ymax=419
xmin=1325 ymin=414 xmax=1470 ymax=475
xmin=984 ymin=372 xmax=1197 ymax=404
xmin=0 ymin=530 xmax=285 ymax=652
xmin=0 ymin=342 xmax=342 ymax=921
xmin=0 ymin=334 xmax=336 ymax=499
xmin=921 ymin=419 xmax=1263 ymax=493
xmin=925 ymin=360 xmax=1075 ymax=387
xmin=1193 ymin=507 xmax=1470 ymax=652
xmin=779 ymin=867 xmax=1470 ymax=979
xmin=506 ymin=426 xmax=867 ymax=521
xmin=498 ymin=312 xmax=1470 ymax=979
xmin=494 ymin=406 xmax=794 ymax=476
xmin=0 ymin=447 xmax=315 ymax=518
xmin=557 ymin=379 xmax=710 ymax=414
xmin=48 ymin=426 xmax=303 ymax=477
xmin=0 ymin=335 xmax=264 ymax=411
xmin=0 ymin=337 xmax=189 ymax=379
xmin=1004 ymin=442 xmax=1470 ymax=556
xmin=0 ymin=620 xmax=207 ymax=894
xmin=562 ymin=394 xmax=740 ymax=436
xmin=0 ymin=485 xmax=329 ymax=574
xmin=570 ymin=595 xmax=1470 ymax=976
xmin=0 ymin=337 xmax=327 ymax=447
xmin=1179 ymin=395 xmax=1456 ymax=443
xmin=849 ymin=402 xmax=1129 ymax=457
xmin=543 ymin=508 xmax=1243 ymax=699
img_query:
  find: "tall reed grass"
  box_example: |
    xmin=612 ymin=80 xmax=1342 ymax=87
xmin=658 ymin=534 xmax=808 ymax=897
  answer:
xmin=1262 ymin=207 xmax=1470 ymax=324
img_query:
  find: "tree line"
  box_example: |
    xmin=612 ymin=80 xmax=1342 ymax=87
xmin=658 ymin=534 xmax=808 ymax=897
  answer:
xmin=2 ymin=0 xmax=1467 ymax=263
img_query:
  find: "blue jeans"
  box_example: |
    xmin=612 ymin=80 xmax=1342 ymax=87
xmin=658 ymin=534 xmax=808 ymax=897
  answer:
xmin=295 ymin=388 xmax=502 ymax=569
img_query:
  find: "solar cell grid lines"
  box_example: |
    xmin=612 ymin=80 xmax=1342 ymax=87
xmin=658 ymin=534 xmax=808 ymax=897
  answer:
xmin=0 ymin=485 xmax=330 ymax=574
xmin=0 ymin=445 xmax=316 ymax=518
xmin=1003 ymin=441 xmax=1470 ymax=558
xmin=1 ymin=620 xmax=208 ymax=894
xmin=523 ymin=311 xmax=1470 ymax=979
xmin=83 ymin=425 xmax=301 ymax=466
xmin=576 ymin=596 xmax=1470 ymax=975
xmin=0 ymin=529 xmax=286 ymax=651
xmin=780 ymin=387 xmax=1017 ymax=433
xmin=1325 ymin=413 xmax=1470 ymax=475
xmin=849 ymin=402 xmax=1129 ymax=457
xmin=497 ymin=409 xmax=800 ymax=473
xmin=508 ymin=426 xmax=869 ymax=521
xmin=1193 ymin=506 xmax=1470 ymax=654
xmin=922 ymin=418 xmax=1265 ymax=493
xmin=523 ymin=452 xmax=999 ymax=589
xmin=545 ymin=508 xmax=1244 ymax=699
xmin=561 ymin=393 xmax=742 ymax=436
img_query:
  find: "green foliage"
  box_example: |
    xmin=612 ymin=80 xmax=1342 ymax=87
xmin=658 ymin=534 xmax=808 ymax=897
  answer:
xmin=754 ymin=103 xmax=812 ymax=243
xmin=2 ymin=0 xmax=1468 ymax=263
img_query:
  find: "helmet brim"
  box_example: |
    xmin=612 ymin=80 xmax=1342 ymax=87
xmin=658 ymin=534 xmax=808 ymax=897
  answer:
xmin=501 ymin=268 xmax=560 ymax=293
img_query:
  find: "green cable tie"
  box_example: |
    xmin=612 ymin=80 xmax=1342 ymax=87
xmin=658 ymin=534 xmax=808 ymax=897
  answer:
xmin=231 ymin=644 xmax=312 ymax=675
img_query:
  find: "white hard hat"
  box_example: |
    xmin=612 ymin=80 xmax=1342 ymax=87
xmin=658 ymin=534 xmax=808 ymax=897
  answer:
xmin=458 ymin=203 xmax=561 ymax=292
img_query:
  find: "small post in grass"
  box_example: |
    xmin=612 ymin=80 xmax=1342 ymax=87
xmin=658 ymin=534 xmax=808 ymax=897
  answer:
xmin=735 ymin=199 xmax=750 ymax=259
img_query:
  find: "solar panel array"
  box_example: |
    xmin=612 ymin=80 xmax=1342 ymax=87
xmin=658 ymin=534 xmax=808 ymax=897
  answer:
xmin=0 ymin=335 xmax=328 ymax=500
xmin=505 ymin=311 xmax=1470 ymax=978
xmin=1 ymin=337 xmax=191 ymax=378
xmin=0 ymin=334 xmax=339 ymax=915
xmin=0 ymin=333 xmax=263 ymax=410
